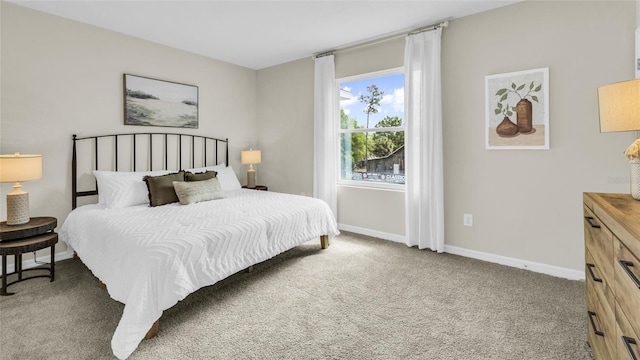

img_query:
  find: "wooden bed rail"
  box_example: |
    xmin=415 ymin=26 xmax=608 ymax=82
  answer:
xmin=145 ymin=320 xmax=160 ymax=340
xmin=320 ymin=235 xmax=329 ymax=249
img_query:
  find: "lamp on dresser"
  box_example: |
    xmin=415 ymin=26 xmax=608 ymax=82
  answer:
xmin=0 ymin=153 xmax=43 ymax=225
xmin=241 ymin=149 xmax=262 ymax=189
xmin=598 ymin=78 xmax=640 ymax=199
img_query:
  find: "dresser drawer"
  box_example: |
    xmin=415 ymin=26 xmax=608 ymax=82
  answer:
xmin=615 ymin=238 xmax=640 ymax=339
xmin=589 ymin=318 xmax=611 ymax=360
xmin=585 ymin=205 xmax=614 ymax=285
xmin=587 ymin=277 xmax=616 ymax=359
xmin=616 ymin=302 xmax=639 ymax=360
xmin=586 ymin=248 xmax=613 ymax=306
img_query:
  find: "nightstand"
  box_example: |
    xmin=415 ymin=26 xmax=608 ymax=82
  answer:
xmin=0 ymin=217 xmax=58 ymax=296
xmin=242 ymin=185 xmax=268 ymax=191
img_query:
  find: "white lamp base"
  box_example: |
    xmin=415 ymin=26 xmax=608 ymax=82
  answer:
xmin=7 ymin=191 xmax=30 ymax=225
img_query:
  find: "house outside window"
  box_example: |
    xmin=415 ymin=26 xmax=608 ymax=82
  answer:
xmin=338 ymin=68 xmax=405 ymax=187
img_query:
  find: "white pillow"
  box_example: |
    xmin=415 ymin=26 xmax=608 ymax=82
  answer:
xmin=185 ymin=163 xmax=226 ymax=174
xmin=184 ymin=164 xmax=241 ymax=192
xmin=93 ymin=170 xmax=172 ymax=208
xmin=215 ymin=166 xmax=242 ymax=192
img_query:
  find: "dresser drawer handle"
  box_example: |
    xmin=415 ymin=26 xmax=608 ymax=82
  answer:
xmin=619 ymin=260 xmax=640 ymax=289
xmin=588 ymin=311 xmax=604 ymax=336
xmin=584 ymin=216 xmax=601 ymax=229
xmin=622 ymin=336 xmax=638 ymax=360
xmin=586 ymin=263 xmax=603 ymax=282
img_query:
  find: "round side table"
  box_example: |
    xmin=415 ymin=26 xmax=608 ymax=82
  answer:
xmin=0 ymin=217 xmax=58 ymax=296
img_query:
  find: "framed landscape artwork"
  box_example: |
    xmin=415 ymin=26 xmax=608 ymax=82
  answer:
xmin=485 ymin=67 xmax=549 ymax=150
xmin=124 ymin=74 xmax=198 ymax=128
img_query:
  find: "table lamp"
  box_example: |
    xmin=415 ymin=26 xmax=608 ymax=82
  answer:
xmin=598 ymin=78 xmax=640 ymax=199
xmin=241 ymin=149 xmax=262 ymax=189
xmin=0 ymin=153 xmax=43 ymax=225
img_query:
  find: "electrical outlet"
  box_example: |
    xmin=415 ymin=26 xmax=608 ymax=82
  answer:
xmin=463 ymin=214 xmax=473 ymax=227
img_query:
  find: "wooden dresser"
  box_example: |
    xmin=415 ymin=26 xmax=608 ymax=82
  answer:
xmin=583 ymin=193 xmax=640 ymax=359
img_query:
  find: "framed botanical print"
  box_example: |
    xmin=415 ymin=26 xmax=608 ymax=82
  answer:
xmin=485 ymin=67 xmax=549 ymax=150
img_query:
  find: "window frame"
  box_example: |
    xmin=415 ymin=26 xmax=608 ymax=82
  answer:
xmin=337 ymin=67 xmax=406 ymax=191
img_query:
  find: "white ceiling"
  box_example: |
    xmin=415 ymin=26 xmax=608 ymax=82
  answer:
xmin=9 ymin=0 xmax=520 ymax=70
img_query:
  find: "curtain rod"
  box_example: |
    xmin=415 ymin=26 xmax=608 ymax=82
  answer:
xmin=314 ymin=21 xmax=448 ymax=59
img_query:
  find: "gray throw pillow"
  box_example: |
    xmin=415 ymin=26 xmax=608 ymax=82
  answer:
xmin=185 ymin=170 xmax=217 ymax=182
xmin=173 ymin=177 xmax=224 ymax=205
xmin=143 ymin=171 xmax=185 ymax=207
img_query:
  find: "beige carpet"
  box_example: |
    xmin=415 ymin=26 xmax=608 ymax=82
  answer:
xmin=0 ymin=232 xmax=592 ymax=359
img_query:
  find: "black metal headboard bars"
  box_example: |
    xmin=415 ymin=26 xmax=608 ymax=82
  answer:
xmin=71 ymin=133 xmax=229 ymax=209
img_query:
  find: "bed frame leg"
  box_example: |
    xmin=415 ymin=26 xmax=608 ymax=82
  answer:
xmin=145 ymin=320 xmax=159 ymax=340
xmin=320 ymin=235 xmax=329 ymax=249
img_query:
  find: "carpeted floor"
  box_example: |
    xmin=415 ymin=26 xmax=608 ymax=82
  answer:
xmin=0 ymin=232 xmax=592 ymax=359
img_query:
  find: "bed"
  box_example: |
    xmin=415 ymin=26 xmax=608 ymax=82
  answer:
xmin=59 ymin=133 xmax=339 ymax=359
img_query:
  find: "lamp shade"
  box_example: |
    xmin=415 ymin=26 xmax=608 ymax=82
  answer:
xmin=241 ymin=149 xmax=262 ymax=165
xmin=598 ymin=78 xmax=640 ymax=132
xmin=0 ymin=153 xmax=42 ymax=183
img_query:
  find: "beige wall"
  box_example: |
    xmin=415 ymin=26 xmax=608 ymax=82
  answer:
xmin=256 ymin=58 xmax=315 ymax=196
xmin=257 ymin=37 xmax=407 ymax=236
xmin=257 ymin=0 xmax=636 ymax=272
xmin=1 ymin=3 xmax=258 ymax=258
xmin=443 ymin=0 xmax=634 ymax=271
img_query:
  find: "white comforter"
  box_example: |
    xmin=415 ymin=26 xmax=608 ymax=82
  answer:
xmin=59 ymin=189 xmax=338 ymax=359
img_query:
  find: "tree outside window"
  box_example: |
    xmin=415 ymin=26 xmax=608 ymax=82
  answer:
xmin=339 ymin=70 xmax=405 ymax=185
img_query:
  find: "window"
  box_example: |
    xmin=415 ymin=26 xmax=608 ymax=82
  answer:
xmin=338 ymin=68 xmax=405 ymax=186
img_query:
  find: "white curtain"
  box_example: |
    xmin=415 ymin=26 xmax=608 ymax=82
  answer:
xmin=313 ymin=54 xmax=338 ymax=219
xmin=404 ymin=29 xmax=444 ymax=252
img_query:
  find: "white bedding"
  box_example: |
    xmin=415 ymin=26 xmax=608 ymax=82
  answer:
xmin=59 ymin=189 xmax=339 ymax=359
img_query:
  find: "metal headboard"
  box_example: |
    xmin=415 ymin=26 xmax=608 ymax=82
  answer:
xmin=71 ymin=132 xmax=229 ymax=209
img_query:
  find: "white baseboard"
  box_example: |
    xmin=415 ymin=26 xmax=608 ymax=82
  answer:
xmin=444 ymin=245 xmax=585 ymax=281
xmin=337 ymin=223 xmax=406 ymax=244
xmin=337 ymin=224 xmax=585 ymax=281
xmin=2 ymin=248 xmax=75 ymax=274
